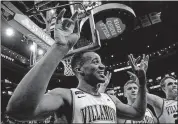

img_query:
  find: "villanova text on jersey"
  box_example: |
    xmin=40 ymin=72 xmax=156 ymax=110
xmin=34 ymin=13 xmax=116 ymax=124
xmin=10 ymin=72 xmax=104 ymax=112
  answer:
xmin=165 ymin=104 xmax=177 ymax=115
xmin=80 ymin=104 xmax=116 ymax=123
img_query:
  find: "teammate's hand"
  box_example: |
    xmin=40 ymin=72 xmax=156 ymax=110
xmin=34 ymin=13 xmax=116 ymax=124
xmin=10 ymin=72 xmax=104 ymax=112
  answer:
xmin=98 ymin=71 xmax=112 ymax=93
xmin=140 ymin=54 xmax=149 ymax=73
xmin=54 ymin=8 xmax=80 ymax=48
xmin=104 ymin=71 xmax=112 ymax=87
xmin=128 ymin=54 xmax=147 ymax=79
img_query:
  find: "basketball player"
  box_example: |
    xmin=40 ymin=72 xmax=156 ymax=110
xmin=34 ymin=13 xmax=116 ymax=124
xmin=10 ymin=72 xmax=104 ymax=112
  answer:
xmin=99 ymin=55 xmax=157 ymax=124
xmin=129 ymin=55 xmax=178 ymax=123
xmin=118 ymin=78 xmax=158 ymax=123
xmin=6 ymin=9 xmax=147 ymax=123
xmin=147 ymin=76 xmax=177 ymax=123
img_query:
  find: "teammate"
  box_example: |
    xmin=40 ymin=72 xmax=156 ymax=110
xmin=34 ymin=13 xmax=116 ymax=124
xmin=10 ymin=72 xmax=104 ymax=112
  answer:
xmin=129 ymin=55 xmax=178 ymax=123
xmin=118 ymin=79 xmax=158 ymax=123
xmin=6 ymin=9 xmax=147 ymax=123
xmin=99 ymin=55 xmax=157 ymax=124
xmin=147 ymin=76 xmax=177 ymax=123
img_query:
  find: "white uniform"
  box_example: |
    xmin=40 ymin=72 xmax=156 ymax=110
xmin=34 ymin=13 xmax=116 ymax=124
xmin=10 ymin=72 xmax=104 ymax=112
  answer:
xmin=71 ymin=88 xmax=117 ymax=123
xmin=124 ymin=108 xmax=156 ymax=124
xmin=158 ymin=99 xmax=177 ymax=123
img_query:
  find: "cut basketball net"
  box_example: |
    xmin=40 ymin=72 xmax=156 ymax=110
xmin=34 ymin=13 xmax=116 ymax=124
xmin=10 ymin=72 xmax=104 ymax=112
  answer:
xmin=61 ymin=55 xmax=75 ymax=76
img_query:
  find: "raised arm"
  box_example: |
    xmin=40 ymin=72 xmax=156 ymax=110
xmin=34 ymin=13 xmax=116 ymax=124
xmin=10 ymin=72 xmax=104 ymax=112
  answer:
xmin=6 ymin=9 xmax=80 ymax=121
xmin=147 ymin=92 xmax=163 ymax=117
xmin=113 ymin=54 xmax=148 ymax=120
xmin=111 ymin=77 xmax=147 ymax=121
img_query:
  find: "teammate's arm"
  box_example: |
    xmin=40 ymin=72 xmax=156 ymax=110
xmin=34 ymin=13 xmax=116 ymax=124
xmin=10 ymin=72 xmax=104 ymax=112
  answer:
xmin=6 ymin=9 xmax=79 ymax=121
xmin=112 ymin=54 xmax=148 ymax=121
xmin=110 ymin=76 xmax=147 ymax=121
xmin=111 ymin=94 xmax=146 ymax=121
xmin=147 ymin=92 xmax=164 ymax=117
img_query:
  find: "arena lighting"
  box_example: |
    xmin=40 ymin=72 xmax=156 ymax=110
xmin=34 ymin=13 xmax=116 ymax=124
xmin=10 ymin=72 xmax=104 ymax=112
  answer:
xmin=156 ymin=76 xmax=162 ymax=80
xmin=50 ymin=9 xmax=55 ymax=14
xmin=171 ymin=72 xmax=175 ymax=75
xmin=114 ymin=86 xmax=120 ymax=90
xmin=2 ymin=91 xmax=6 ymax=94
xmin=6 ymin=28 xmax=14 ymax=36
xmin=149 ymin=85 xmax=161 ymax=89
xmin=165 ymin=74 xmax=169 ymax=77
xmin=38 ymin=49 xmax=44 ymax=55
xmin=8 ymin=91 xmax=13 ymax=95
xmin=114 ymin=63 xmax=141 ymax=72
xmin=30 ymin=44 xmax=36 ymax=52
xmin=148 ymin=79 xmax=153 ymax=82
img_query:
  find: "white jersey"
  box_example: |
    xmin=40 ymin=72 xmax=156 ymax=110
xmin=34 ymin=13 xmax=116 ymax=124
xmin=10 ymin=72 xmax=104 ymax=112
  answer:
xmin=158 ymin=99 xmax=177 ymax=123
xmin=124 ymin=108 xmax=156 ymax=124
xmin=71 ymin=88 xmax=117 ymax=123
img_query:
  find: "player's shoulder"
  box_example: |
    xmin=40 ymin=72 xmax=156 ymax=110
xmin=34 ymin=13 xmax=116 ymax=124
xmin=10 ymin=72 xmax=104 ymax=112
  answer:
xmin=164 ymin=98 xmax=177 ymax=104
xmin=48 ymin=88 xmax=72 ymax=105
xmin=107 ymin=94 xmax=121 ymax=103
xmin=47 ymin=88 xmax=72 ymax=100
xmin=48 ymin=88 xmax=71 ymax=95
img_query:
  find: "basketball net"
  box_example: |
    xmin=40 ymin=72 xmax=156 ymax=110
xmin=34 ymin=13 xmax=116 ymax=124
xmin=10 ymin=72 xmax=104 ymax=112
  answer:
xmin=61 ymin=55 xmax=75 ymax=76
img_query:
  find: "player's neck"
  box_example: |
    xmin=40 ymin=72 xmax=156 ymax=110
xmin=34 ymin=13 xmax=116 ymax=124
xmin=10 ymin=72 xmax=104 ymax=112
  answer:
xmin=166 ymin=95 xmax=177 ymax=100
xmin=127 ymin=98 xmax=135 ymax=105
xmin=77 ymin=80 xmax=100 ymax=96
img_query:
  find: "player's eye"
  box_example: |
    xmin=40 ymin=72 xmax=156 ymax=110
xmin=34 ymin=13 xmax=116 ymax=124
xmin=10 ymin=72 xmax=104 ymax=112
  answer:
xmin=167 ymin=82 xmax=173 ymax=86
xmin=134 ymin=87 xmax=138 ymax=90
xmin=127 ymin=87 xmax=132 ymax=90
xmin=92 ymin=59 xmax=99 ymax=64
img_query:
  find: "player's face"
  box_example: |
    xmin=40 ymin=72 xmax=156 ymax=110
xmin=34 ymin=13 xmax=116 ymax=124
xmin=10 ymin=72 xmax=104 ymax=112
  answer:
xmin=80 ymin=52 xmax=106 ymax=84
xmin=164 ymin=78 xmax=177 ymax=97
xmin=124 ymin=83 xmax=139 ymax=100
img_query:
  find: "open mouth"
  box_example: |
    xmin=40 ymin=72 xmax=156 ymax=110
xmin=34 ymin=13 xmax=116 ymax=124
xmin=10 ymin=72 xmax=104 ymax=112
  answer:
xmin=98 ymin=71 xmax=104 ymax=75
xmin=131 ymin=94 xmax=137 ymax=95
xmin=97 ymin=70 xmax=106 ymax=79
xmin=173 ymin=88 xmax=177 ymax=91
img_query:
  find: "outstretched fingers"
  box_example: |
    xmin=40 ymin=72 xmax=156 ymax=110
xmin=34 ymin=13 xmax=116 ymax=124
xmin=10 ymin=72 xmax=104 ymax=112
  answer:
xmin=70 ymin=11 xmax=79 ymax=21
xmin=128 ymin=54 xmax=136 ymax=70
xmin=56 ymin=8 xmax=66 ymax=24
xmin=135 ymin=56 xmax=141 ymax=65
xmin=73 ymin=20 xmax=80 ymax=36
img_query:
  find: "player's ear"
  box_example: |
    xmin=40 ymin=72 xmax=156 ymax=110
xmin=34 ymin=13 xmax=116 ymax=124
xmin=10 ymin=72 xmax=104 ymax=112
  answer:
xmin=162 ymin=86 xmax=166 ymax=92
xmin=74 ymin=67 xmax=84 ymax=76
xmin=74 ymin=67 xmax=80 ymax=73
xmin=123 ymin=91 xmax=126 ymax=97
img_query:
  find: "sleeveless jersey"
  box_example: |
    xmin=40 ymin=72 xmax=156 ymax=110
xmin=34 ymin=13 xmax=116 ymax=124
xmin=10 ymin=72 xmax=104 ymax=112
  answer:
xmin=70 ymin=88 xmax=117 ymax=123
xmin=124 ymin=108 xmax=156 ymax=124
xmin=158 ymin=99 xmax=177 ymax=123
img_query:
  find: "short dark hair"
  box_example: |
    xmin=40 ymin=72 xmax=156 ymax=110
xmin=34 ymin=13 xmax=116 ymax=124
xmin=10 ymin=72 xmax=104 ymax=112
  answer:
xmin=71 ymin=51 xmax=89 ymax=73
xmin=160 ymin=76 xmax=176 ymax=88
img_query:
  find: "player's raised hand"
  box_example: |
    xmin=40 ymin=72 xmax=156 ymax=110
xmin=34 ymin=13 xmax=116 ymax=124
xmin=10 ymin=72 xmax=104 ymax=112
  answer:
xmin=54 ymin=8 xmax=80 ymax=49
xmin=140 ymin=54 xmax=149 ymax=73
xmin=128 ymin=54 xmax=146 ymax=79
